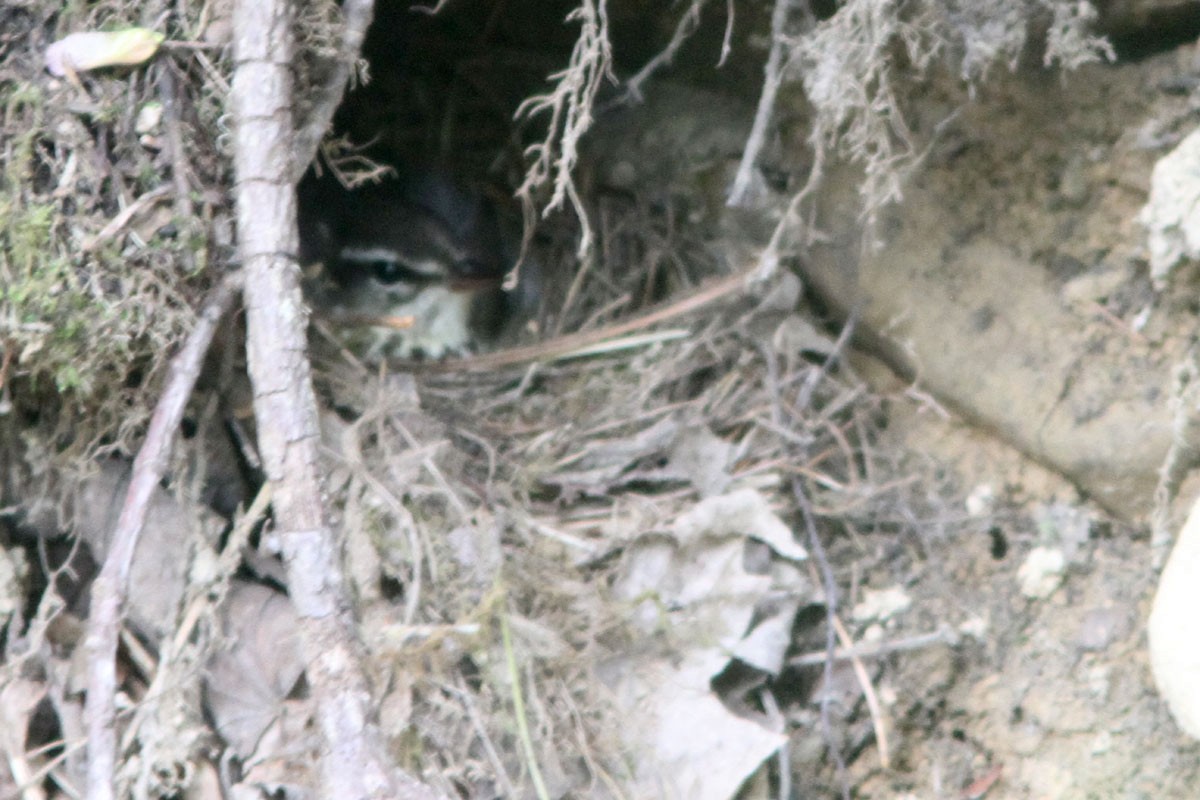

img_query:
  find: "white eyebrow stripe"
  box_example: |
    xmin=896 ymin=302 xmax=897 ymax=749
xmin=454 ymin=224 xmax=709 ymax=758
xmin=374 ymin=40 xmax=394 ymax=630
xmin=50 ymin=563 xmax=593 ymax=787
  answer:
xmin=337 ymin=246 xmax=448 ymax=278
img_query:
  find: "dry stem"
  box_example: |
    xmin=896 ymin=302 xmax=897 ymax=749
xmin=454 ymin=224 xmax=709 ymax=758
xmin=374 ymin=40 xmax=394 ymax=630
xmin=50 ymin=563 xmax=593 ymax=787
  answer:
xmin=726 ymin=0 xmax=796 ymax=208
xmin=290 ymin=0 xmax=377 ymax=183
xmin=231 ymin=0 xmax=441 ymax=796
xmin=409 ymin=259 xmax=757 ymax=373
xmin=514 ymin=0 xmax=613 ymax=264
xmin=83 ymin=272 xmax=241 ymax=800
xmin=620 ymin=0 xmax=707 ymax=103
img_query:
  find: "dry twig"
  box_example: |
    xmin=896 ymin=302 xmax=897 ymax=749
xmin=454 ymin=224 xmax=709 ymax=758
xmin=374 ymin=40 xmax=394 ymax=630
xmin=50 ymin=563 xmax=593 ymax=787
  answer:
xmin=788 ymin=626 xmax=957 ymax=667
xmin=411 ymin=259 xmax=757 ymax=373
xmin=231 ymin=0 xmax=441 ymax=796
xmin=620 ymin=0 xmax=708 ymax=103
xmin=291 ymin=0 xmax=376 ymax=183
xmin=515 ymin=0 xmax=613 ymax=265
xmin=832 ymin=614 xmax=890 ymax=769
xmin=157 ymin=64 xmax=194 ymax=220
xmin=760 ymin=323 xmax=856 ymax=798
xmin=793 ymin=477 xmax=851 ymax=800
xmin=83 ymin=271 xmax=241 ymax=800
xmin=726 ymin=0 xmax=796 ymax=209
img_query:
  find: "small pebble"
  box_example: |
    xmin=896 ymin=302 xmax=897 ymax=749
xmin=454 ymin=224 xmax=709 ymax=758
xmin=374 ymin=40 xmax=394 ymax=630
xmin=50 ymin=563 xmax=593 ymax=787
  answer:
xmin=1077 ymin=607 xmax=1129 ymax=651
xmin=1017 ymin=547 xmax=1065 ymax=599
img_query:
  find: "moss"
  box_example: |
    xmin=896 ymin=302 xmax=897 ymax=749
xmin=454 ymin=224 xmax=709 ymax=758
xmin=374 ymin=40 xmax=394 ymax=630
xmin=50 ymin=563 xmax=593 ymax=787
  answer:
xmin=0 ymin=155 xmax=190 ymax=411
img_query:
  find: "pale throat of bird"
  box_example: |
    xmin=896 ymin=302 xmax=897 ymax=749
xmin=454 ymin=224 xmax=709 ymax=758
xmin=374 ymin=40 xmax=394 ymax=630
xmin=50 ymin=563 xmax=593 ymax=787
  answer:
xmin=318 ymin=204 xmax=498 ymax=359
xmin=298 ymin=165 xmax=511 ymax=359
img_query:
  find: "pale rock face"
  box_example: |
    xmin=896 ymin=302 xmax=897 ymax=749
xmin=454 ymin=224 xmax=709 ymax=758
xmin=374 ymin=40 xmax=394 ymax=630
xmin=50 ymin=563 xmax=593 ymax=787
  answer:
xmin=1149 ymin=492 xmax=1200 ymax=739
xmin=1139 ymin=127 xmax=1200 ymax=288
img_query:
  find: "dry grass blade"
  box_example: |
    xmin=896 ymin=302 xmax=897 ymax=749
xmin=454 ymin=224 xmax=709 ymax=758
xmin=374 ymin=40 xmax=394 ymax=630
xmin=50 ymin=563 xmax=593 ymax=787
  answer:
xmin=412 ymin=261 xmax=755 ymax=373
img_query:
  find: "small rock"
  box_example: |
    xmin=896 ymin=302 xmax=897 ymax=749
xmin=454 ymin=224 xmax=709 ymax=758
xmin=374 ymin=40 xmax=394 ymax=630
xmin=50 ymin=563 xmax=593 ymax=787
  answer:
xmin=1076 ymin=607 xmax=1130 ymax=651
xmin=1033 ymin=503 xmax=1092 ymax=563
xmin=959 ymin=615 xmax=989 ymax=639
xmin=965 ymin=484 xmax=995 ymax=517
xmin=1139 ymin=127 xmax=1200 ymax=286
xmin=852 ymin=586 xmax=912 ymax=623
xmin=135 ymin=102 xmax=162 ymax=135
xmin=1017 ymin=547 xmax=1066 ymax=599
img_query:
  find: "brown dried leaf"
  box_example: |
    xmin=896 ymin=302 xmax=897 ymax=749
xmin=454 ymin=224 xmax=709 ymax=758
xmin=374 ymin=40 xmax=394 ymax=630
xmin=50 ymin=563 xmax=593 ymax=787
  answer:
xmin=204 ymin=582 xmax=307 ymax=758
xmin=75 ymin=463 xmax=222 ymax=644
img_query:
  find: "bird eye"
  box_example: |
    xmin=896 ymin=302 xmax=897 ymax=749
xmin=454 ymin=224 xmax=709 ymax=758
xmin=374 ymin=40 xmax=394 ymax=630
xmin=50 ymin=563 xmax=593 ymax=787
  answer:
xmin=372 ymin=260 xmax=405 ymax=284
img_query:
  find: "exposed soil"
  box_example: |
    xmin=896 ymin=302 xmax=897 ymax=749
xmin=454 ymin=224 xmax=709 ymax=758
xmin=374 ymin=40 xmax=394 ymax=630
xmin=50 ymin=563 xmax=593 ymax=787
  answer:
xmin=773 ymin=39 xmax=1200 ymax=800
xmin=6 ymin=6 xmax=1200 ymax=800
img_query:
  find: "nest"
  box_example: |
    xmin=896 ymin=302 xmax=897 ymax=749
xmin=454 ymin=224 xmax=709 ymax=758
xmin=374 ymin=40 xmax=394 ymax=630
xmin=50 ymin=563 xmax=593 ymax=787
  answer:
xmin=0 ymin=0 xmax=1113 ymax=797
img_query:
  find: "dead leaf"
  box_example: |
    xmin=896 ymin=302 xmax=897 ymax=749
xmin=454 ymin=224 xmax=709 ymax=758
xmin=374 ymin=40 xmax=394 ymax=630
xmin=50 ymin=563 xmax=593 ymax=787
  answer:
xmin=75 ymin=462 xmax=223 ymax=645
xmin=45 ymin=29 xmax=165 ymax=77
xmin=605 ymin=489 xmax=813 ymax=800
xmin=204 ymin=582 xmax=307 ymax=758
xmin=666 ymin=426 xmax=733 ymax=497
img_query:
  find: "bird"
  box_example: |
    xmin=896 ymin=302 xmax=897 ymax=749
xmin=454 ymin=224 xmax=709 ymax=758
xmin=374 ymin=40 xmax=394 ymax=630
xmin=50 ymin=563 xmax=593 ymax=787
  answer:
xmin=297 ymin=164 xmax=509 ymax=359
